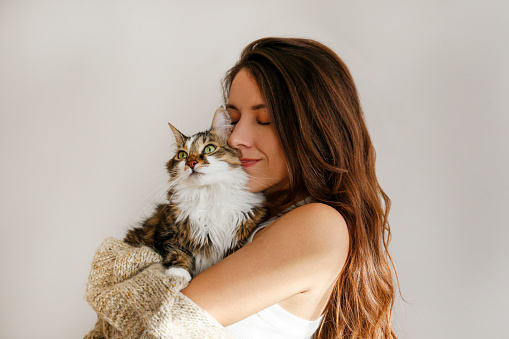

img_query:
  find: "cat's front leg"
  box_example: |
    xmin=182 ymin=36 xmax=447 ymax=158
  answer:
xmin=163 ymin=247 xmax=194 ymax=282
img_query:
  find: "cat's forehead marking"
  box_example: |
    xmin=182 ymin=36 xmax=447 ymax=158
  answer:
xmin=188 ymin=132 xmax=211 ymax=154
xmin=185 ymin=137 xmax=194 ymax=150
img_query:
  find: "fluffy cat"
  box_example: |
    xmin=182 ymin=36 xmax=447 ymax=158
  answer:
xmin=124 ymin=107 xmax=266 ymax=281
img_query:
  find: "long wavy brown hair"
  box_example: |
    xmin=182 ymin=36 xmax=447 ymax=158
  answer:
xmin=222 ymin=37 xmax=399 ymax=339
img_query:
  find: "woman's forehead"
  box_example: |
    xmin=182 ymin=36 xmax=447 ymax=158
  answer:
xmin=227 ymin=70 xmax=265 ymax=107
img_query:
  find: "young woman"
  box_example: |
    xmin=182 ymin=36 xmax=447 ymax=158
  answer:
xmin=86 ymin=37 xmax=398 ymax=339
xmin=182 ymin=37 xmax=398 ymax=338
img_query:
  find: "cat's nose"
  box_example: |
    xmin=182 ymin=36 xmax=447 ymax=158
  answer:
xmin=186 ymin=160 xmax=198 ymax=169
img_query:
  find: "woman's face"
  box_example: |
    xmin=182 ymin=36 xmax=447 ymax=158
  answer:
xmin=227 ymin=69 xmax=288 ymax=193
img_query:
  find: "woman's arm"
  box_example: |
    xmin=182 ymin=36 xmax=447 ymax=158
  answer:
xmin=182 ymin=202 xmax=349 ymax=326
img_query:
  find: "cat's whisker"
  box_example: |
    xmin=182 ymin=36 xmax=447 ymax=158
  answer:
xmin=135 ymin=173 xmax=172 ymax=209
xmin=143 ymin=171 xmax=171 ymax=182
xmin=244 ymin=167 xmax=279 ymax=176
xmin=135 ymin=173 xmax=185 ymax=218
xmin=246 ymin=172 xmax=281 ymax=183
xmin=167 ymin=177 xmax=185 ymax=202
xmin=247 ymin=175 xmax=280 ymax=182
xmin=245 ymin=178 xmax=276 ymax=190
xmin=132 ymin=178 xmax=172 ymax=212
xmin=160 ymin=176 xmax=184 ymax=208
xmin=247 ymin=178 xmax=282 ymax=190
xmin=136 ymin=182 xmax=173 ymax=221
xmin=239 ymin=168 xmax=273 ymax=174
xmin=149 ymin=182 xmax=172 ymax=207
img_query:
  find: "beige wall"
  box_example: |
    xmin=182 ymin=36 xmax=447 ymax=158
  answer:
xmin=1 ymin=1 xmax=508 ymax=338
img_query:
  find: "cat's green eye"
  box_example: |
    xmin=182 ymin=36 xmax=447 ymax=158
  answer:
xmin=204 ymin=144 xmax=216 ymax=154
xmin=177 ymin=151 xmax=188 ymax=160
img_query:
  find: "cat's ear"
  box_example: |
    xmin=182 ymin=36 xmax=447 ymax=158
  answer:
xmin=168 ymin=122 xmax=186 ymax=145
xmin=211 ymin=107 xmax=233 ymax=137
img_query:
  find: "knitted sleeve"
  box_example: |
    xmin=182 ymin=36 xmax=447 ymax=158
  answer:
xmin=84 ymin=237 xmax=234 ymax=339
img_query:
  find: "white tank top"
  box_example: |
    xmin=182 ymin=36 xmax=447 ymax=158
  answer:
xmin=226 ymin=196 xmax=324 ymax=339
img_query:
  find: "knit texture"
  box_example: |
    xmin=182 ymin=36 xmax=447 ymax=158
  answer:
xmin=84 ymin=237 xmax=235 ymax=339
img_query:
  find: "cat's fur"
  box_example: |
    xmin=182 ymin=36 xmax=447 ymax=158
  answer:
xmin=124 ymin=107 xmax=266 ymax=279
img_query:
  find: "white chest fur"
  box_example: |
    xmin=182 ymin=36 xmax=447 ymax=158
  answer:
xmin=172 ymin=167 xmax=264 ymax=275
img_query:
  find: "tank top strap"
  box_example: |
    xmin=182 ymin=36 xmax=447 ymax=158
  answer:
xmin=247 ymin=196 xmax=316 ymax=243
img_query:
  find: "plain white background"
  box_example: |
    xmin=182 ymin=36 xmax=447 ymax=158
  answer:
xmin=1 ymin=1 xmax=508 ymax=338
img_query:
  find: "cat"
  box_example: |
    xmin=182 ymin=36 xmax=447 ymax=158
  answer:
xmin=123 ymin=107 xmax=267 ymax=281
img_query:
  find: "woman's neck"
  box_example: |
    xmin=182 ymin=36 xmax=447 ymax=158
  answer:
xmin=266 ymin=190 xmax=310 ymax=219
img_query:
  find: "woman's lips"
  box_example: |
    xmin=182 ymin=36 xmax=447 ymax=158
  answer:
xmin=240 ymin=158 xmax=260 ymax=168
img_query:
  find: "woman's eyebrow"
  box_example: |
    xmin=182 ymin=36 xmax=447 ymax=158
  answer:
xmin=252 ymin=104 xmax=266 ymax=110
xmin=225 ymin=103 xmax=267 ymax=111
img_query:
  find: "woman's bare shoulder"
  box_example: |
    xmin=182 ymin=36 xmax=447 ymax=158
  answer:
xmin=269 ymin=202 xmax=349 ymax=256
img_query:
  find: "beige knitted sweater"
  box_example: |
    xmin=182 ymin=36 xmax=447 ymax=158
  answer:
xmin=84 ymin=237 xmax=234 ymax=339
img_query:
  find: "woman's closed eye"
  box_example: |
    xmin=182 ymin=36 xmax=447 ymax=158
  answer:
xmin=230 ymin=120 xmax=271 ymax=126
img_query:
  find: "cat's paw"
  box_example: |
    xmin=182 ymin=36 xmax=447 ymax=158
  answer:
xmin=165 ymin=266 xmax=192 ymax=282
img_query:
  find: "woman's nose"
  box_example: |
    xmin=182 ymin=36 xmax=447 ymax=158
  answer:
xmin=228 ymin=120 xmax=252 ymax=149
